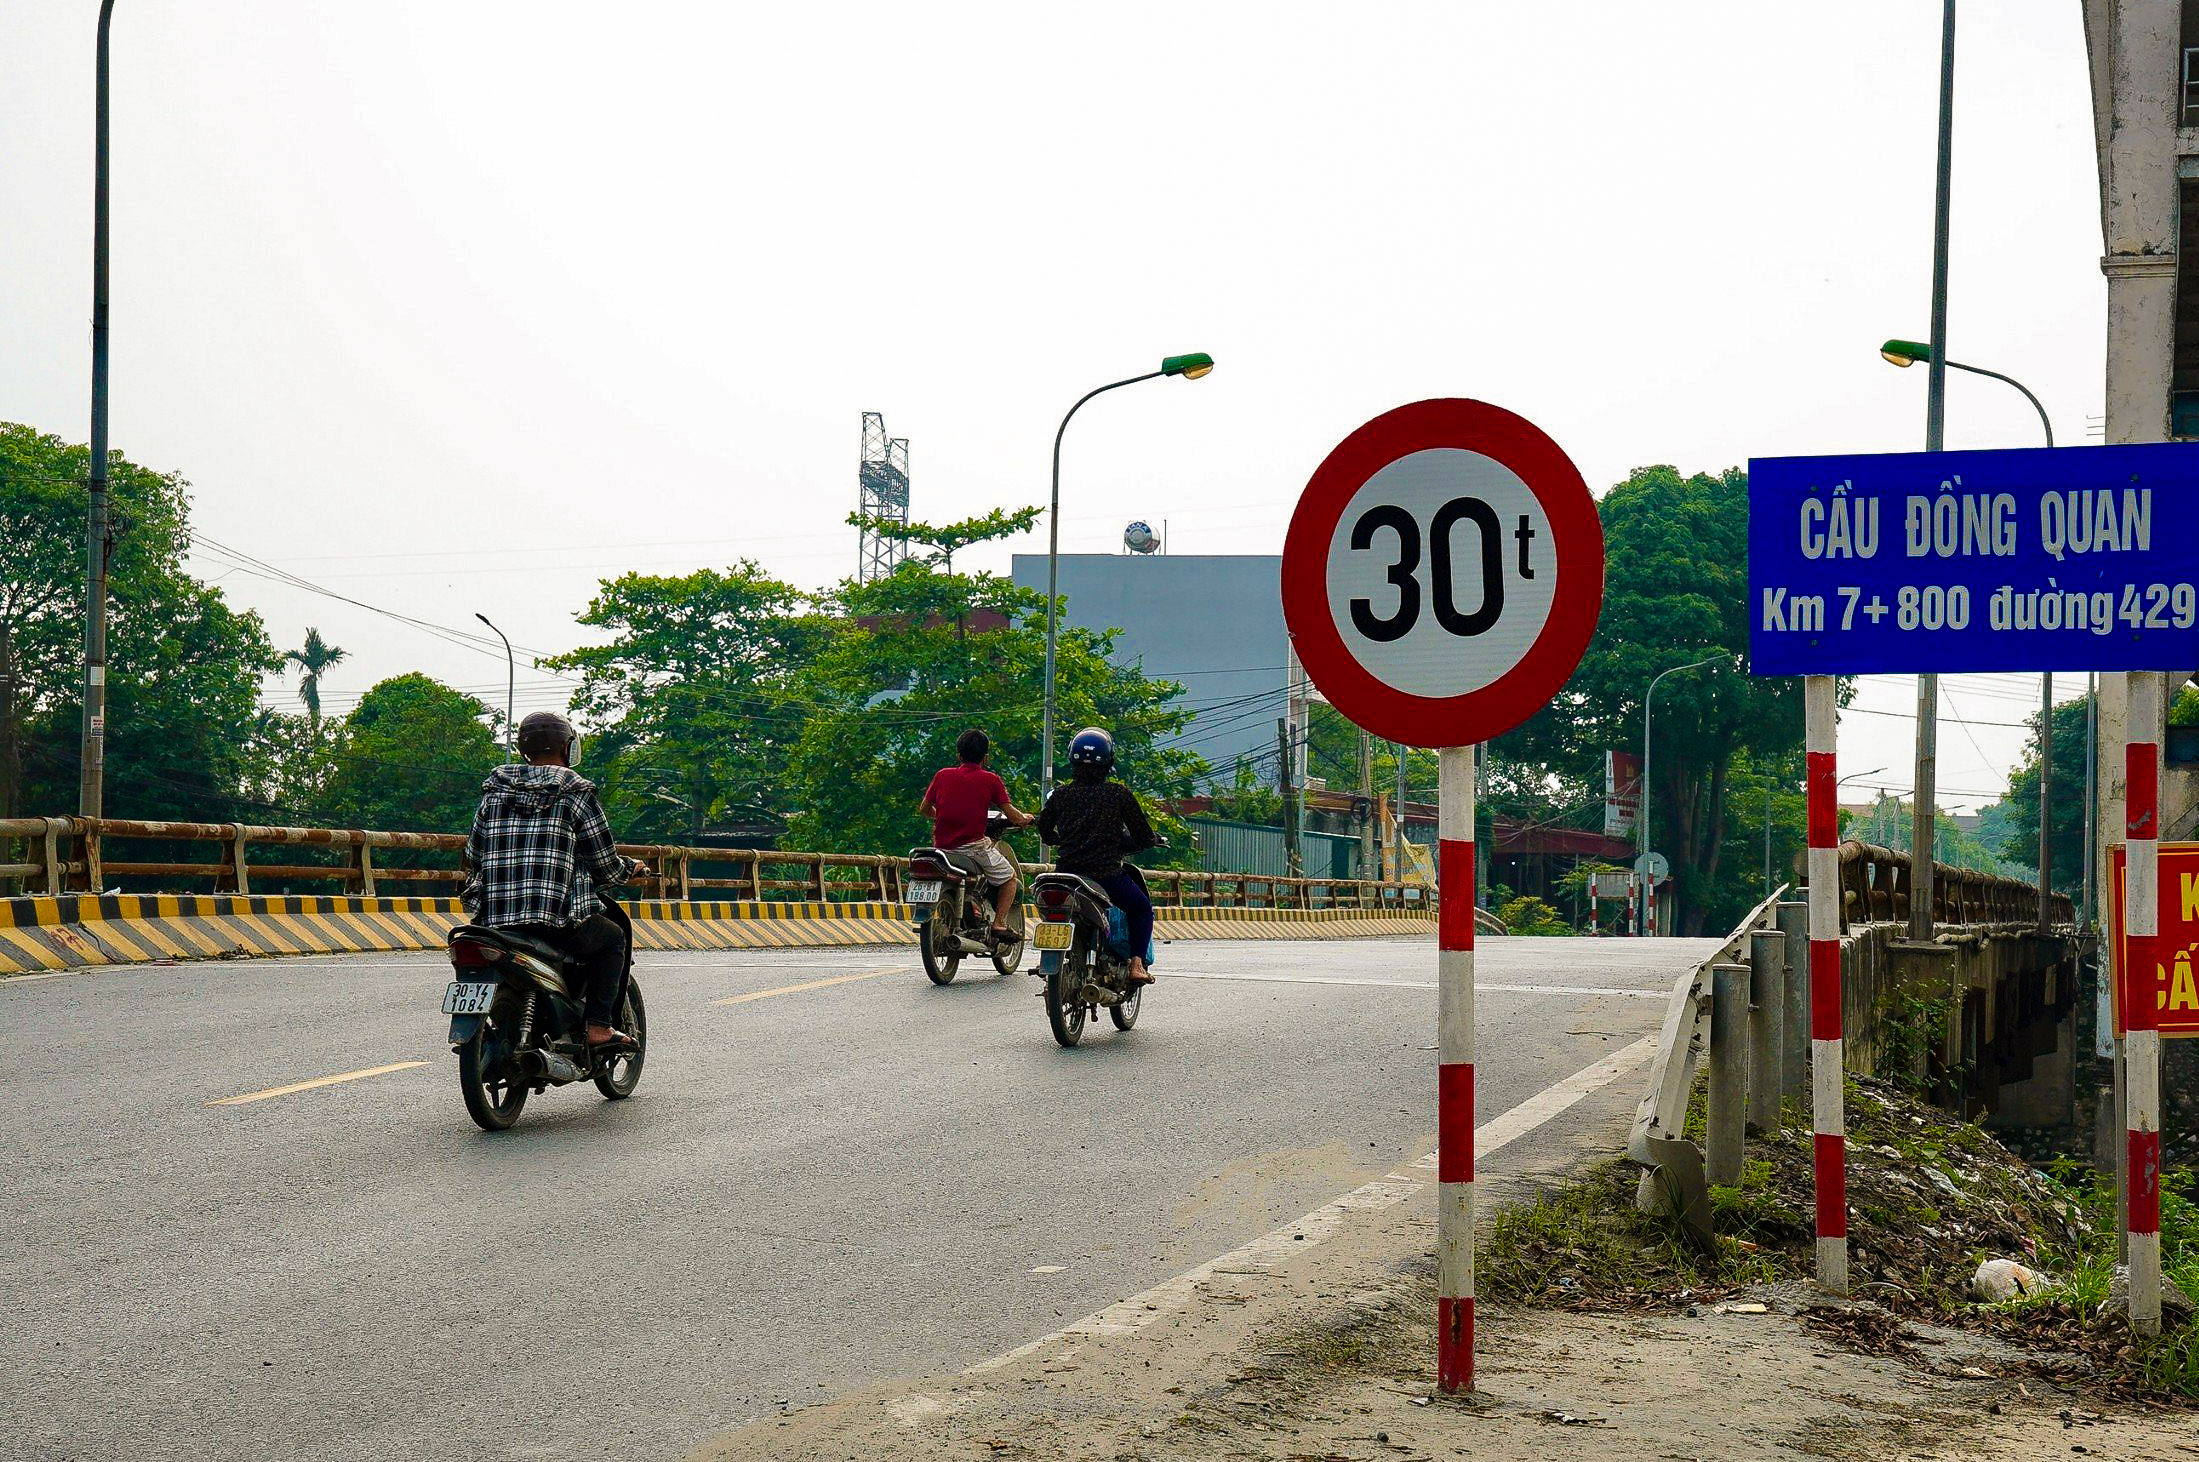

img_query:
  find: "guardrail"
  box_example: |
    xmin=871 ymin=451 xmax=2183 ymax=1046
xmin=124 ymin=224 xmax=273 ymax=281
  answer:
xmin=1834 ymin=840 xmax=2071 ymax=930
xmin=0 ymin=815 xmax=1432 ymax=913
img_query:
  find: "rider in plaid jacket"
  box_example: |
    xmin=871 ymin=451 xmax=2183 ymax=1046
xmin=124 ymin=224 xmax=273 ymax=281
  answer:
xmin=461 ymin=712 xmax=634 ymax=1048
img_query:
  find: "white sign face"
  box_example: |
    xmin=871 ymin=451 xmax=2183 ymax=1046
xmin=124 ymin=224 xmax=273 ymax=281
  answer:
xmin=1589 ymin=870 xmax=1632 ymax=900
xmin=1320 ymin=449 xmax=1559 ymax=700
xmin=1634 ymin=850 xmax=1670 ymax=884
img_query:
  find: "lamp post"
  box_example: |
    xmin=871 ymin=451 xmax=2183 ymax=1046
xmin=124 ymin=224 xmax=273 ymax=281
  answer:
xmin=79 ymin=0 xmax=118 ymax=819
xmin=1881 ymin=337 xmax=2058 ymax=927
xmin=1038 ymin=352 xmax=1213 ymax=852
xmin=475 ymin=613 xmax=515 ymax=760
xmin=1638 ymin=654 xmax=1721 ymax=936
xmin=1878 ymin=340 xmax=2052 ymax=447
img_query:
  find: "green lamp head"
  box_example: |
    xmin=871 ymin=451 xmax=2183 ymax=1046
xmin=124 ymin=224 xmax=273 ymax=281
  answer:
xmin=1880 ymin=338 xmax=1931 ymax=368
xmin=1161 ymin=352 xmax=1215 ymax=380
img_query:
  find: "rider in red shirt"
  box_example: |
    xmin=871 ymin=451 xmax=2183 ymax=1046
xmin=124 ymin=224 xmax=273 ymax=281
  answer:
xmin=918 ymin=729 xmax=1035 ymax=939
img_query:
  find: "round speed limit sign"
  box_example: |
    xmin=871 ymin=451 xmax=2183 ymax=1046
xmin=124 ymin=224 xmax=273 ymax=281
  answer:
xmin=1282 ymin=399 xmax=1604 ymax=748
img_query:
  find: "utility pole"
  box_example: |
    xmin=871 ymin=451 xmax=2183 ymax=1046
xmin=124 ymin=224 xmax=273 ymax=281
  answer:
xmin=2039 ymin=676 xmax=2053 ymax=928
xmin=1396 ymin=740 xmax=1410 ymax=879
xmin=1277 ymin=718 xmax=1302 ymax=876
xmin=1910 ymin=0 xmax=1956 ymax=940
xmin=80 ymin=0 xmax=117 ymax=820
xmin=1358 ymin=728 xmax=1376 ymax=881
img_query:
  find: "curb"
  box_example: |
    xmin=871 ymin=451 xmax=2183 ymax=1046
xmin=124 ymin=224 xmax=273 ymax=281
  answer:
xmin=0 ymin=895 xmax=1435 ymax=976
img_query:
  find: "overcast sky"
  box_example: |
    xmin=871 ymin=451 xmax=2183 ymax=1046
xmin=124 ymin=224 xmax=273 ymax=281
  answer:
xmin=1 ymin=2 xmax=2106 ymax=813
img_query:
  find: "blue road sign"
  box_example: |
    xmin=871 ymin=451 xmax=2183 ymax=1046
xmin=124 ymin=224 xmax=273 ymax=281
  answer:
xmin=1748 ymin=443 xmax=2199 ymax=675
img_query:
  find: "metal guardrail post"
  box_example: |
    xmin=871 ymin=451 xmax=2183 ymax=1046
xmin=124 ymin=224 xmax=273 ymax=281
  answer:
xmin=1777 ymin=900 xmax=1808 ymax=1097
xmin=1706 ymin=961 xmax=1749 ymax=1185
xmin=43 ymin=817 xmax=68 ymax=895
xmin=1747 ymin=929 xmax=1784 ymax=1135
xmin=349 ymin=840 xmax=377 ymax=897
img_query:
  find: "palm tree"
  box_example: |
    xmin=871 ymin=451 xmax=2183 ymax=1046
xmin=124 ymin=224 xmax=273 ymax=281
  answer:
xmin=285 ymin=628 xmax=347 ymax=746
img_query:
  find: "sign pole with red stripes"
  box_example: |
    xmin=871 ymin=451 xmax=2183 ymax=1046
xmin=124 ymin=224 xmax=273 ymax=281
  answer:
xmin=1280 ymin=399 xmax=1603 ymax=1395
xmin=2126 ymin=669 xmax=2163 ymax=1336
xmin=1803 ymin=673 xmax=1847 ymax=1295
xmin=1436 ymin=743 xmax=1477 ymax=1390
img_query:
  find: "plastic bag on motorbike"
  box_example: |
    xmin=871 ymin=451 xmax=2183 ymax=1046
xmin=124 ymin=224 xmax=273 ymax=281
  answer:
xmin=1105 ymin=907 xmax=1155 ymax=967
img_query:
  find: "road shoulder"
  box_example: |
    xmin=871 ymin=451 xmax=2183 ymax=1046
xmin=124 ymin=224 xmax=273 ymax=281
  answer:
xmin=681 ymin=1085 xmax=2193 ymax=1462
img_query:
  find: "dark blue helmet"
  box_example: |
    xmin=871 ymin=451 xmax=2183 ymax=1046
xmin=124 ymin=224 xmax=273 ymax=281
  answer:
xmin=1067 ymin=726 xmax=1115 ymax=777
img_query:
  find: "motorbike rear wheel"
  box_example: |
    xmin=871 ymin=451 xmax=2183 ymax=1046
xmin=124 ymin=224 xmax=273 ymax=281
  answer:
xmin=920 ymin=907 xmax=962 ymax=985
xmin=1045 ymin=954 xmax=1087 ymax=1048
xmin=458 ymin=1023 xmax=527 ymax=1131
xmin=1110 ymin=983 xmax=1142 ymax=1030
xmin=594 ymin=981 xmax=646 ymax=1099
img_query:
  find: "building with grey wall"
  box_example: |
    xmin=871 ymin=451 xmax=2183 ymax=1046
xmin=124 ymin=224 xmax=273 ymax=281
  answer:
xmin=1010 ymin=553 xmax=1287 ymax=780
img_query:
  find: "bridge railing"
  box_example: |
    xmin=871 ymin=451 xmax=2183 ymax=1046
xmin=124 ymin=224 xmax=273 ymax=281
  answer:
xmin=0 ymin=815 xmax=1432 ymax=912
xmin=1833 ymin=839 xmax=2071 ymax=931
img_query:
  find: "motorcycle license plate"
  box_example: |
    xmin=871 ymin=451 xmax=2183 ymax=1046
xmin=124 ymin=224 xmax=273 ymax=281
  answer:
xmin=907 ymin=881 xmax=943 ymax=904
xmin=1033 ymin=922 xmax=1073 ymax=950
xmin=442 ymin=981 xmax=497 ymax=1015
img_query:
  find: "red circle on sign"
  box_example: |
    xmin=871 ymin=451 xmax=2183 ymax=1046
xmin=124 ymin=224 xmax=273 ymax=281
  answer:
xmin=1281 ymin=399 xmax=1604 ymax=748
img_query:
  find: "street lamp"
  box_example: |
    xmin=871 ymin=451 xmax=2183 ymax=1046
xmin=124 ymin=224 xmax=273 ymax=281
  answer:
xmin=1638 ymin=654 xmax=1722 ymax=936
xmin=475 ymin=613 xmax=515 ymax=761
xmin=79 ymin=0 xmax=118 ymax=819
xmin=1879 ymin=340 xmax=2053 ymax=446
xmin=1038 ymin=352 xmax=1215 ymax=845
xmin=1882 ymin=337 xmax=2061 ymax=928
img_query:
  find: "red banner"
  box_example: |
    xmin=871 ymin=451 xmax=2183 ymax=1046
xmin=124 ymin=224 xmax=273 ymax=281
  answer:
xmin=2107 ymin=842 xmax=2199 ymax=1038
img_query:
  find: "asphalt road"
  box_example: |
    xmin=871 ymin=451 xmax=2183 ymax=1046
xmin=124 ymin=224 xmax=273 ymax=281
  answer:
xmin=4 ymin=933 xmax=1719 ymax=1462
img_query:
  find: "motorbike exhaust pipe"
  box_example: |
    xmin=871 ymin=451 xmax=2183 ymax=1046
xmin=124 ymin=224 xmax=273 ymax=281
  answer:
xmin=515 ymin=1047 xmax=586 ymax=1084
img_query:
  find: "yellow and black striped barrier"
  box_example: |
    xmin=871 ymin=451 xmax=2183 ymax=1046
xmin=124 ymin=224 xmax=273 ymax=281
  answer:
xmin=0 ymin=893 xmax=1436 ymax=977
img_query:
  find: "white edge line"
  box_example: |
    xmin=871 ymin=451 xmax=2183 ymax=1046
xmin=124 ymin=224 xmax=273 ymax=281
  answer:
xmin=962 ymin=1032 xmax=1659 ymax=1376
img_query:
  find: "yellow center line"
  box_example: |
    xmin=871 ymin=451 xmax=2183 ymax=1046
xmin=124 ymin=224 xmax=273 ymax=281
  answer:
xmin=205 ymin=1060 xmax=429 ymax=1107
xmin=711 ymin=967 xmax=905 ymax=1006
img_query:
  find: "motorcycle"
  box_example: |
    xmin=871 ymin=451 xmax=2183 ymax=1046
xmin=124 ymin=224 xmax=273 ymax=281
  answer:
xmin=905 ymin=809 xmax=1027 ymax=984
xmin=441 ymin=901 xmax=646 ymax=1131
xmin=1029 ymin=849 xmax=1158 ymax=1048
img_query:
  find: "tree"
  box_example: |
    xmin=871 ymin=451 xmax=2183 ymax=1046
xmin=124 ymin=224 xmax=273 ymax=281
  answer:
xmin=1992 ymin=691 xmax=2093 ymax=894
xmin=317 ymin=674 xmax=501 ymax=835
xmin=540 ymin=563 xmax=830 ymax=843
xmin=283 ymin=628 xmax=347 ymax=747
xmin=847 ymin=506 xmax=1044 ymax=571
xmin=0 ymin=422 xmax=280 ymax=823
xmin=783 ymin=557 xmax=1202 ymax=859
xmin=1499 ymin=465 xmax=1808 ymax=935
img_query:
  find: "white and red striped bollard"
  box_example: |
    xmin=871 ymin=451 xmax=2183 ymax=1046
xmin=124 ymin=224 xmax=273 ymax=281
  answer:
xmin=1436 ymin=743 xmax=1477 ymax=1390
xmin=2126 ymin=670 xmax=2163 ymax=1336
xmin=1802 ymin=674 xmax=1847 ymax=1295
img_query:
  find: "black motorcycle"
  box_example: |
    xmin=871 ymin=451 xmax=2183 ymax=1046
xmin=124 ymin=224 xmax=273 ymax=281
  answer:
xmin=441 ymin=902 xmax=646 ymax=1131
xmin=1030 ymin=864 xmax=1152 ymax=1048
xmin=905 ymin=810 xmax=1027 ymax=984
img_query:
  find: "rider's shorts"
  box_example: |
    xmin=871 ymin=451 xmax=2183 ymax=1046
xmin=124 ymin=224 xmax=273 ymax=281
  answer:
xmin=954 ymin=838 xmax=1016 ymax=888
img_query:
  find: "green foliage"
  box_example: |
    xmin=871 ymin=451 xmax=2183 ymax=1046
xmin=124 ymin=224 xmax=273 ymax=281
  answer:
xmin=1497 ymin=894 xmax=1569 ymax=936
xmin=1846 ymin=792 xmax=2030 ymax=877
xmin=1205 ymin=756 xmax=1282 ymax=824
xmin=282 ymin=627 xmax=348 ymax=736
xmin=540 ymin=563 xmax=829 ymax=843
xmin=0 ymin=422 xmax=280 ymax=823
xmin=2025 ymin=1161 xmax=2199 ymax=1399
xmin=782 ymin=559 xmax=1200 ymax=860
xmin=1874 ymin=988 xmax=1952 ymax=1095
xmin=317 ymin=674 xmax=501 ymax=835
xmin=846 ymin=505 xmax=1043 ymax=570
xmin=1990 ymin=691 xmax=2091 ymax=894
xmin=1498 ymin=465 xmax=1811 ymax=935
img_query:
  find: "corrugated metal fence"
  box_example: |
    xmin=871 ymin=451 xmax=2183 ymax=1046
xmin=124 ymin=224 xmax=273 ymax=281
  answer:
xmin=1186 ymin=817 xmax=1364 ymax=880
